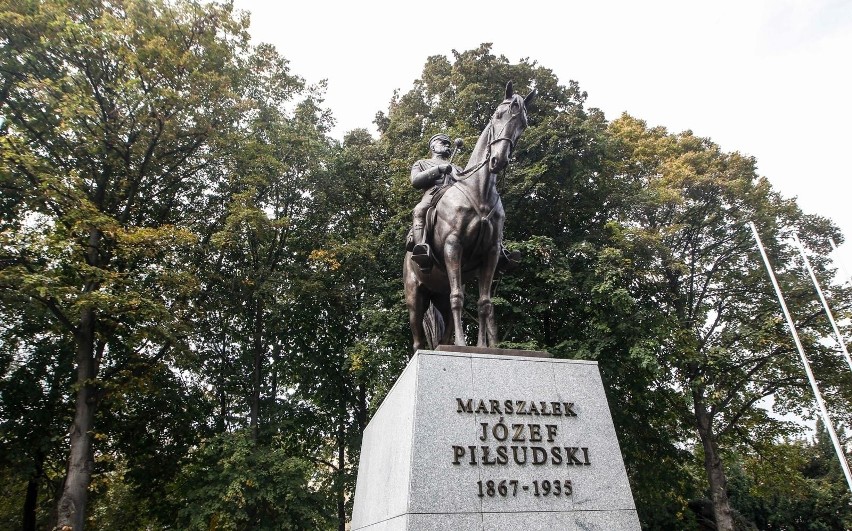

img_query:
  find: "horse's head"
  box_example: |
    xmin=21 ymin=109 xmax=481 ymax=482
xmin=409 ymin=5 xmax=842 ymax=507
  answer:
xmin=488 ymin=81 xmax=536 ymax=173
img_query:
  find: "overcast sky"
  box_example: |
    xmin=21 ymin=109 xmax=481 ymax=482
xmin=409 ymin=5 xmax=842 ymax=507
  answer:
xmin=234 ymin=0 xmax=852 ymax=276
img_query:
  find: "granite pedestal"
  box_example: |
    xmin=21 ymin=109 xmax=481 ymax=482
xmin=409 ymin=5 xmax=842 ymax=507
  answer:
xmin=351 ymin=348 xmax=640 ymax=530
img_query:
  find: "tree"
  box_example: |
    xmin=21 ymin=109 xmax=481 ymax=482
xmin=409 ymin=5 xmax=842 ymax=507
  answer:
xmin=0 ymin=0 xmax=304 ymax=527
xmin=182 ymin=69 xmax=345 ymax=528
xmin=607 ymin=114 xmax=852 ymax=529
xmin=272 ymin=128 xmax=407 ymax=530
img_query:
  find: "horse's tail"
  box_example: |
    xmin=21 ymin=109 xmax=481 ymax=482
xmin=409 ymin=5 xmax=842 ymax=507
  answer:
xmin=423 ymin=304 xmax=445 ymax=350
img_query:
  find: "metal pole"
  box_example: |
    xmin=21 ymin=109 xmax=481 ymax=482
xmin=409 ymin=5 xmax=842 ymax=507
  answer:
xmin=749 ymin=222 xmax=852 ymax=494
xmin=793 ymin=233 xmax=852 ymax=374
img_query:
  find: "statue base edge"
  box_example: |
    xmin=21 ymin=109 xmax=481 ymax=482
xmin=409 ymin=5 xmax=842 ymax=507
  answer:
xmin=434 ymin=344 xmax=552 ymax=358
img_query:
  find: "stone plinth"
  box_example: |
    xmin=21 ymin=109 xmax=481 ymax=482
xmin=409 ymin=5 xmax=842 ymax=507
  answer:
xmin=351 ymin=348 xmax=640 ymax=531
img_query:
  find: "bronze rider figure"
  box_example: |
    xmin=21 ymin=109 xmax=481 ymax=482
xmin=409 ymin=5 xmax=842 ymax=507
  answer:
xmin=407 ymin=133 xmax=460 ymax=272
xmin=407 ymin=133 xmax=519 ymax=273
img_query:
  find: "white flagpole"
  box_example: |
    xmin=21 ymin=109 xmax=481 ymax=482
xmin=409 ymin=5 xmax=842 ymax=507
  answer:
xmin=749 ymin=222 xmax=852 ymax=494
xmin=793 ymin=233 xmax=852 ymax=374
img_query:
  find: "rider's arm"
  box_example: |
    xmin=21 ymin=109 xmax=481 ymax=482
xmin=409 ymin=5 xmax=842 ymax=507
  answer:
xmin=411 ymin=162 xmax=451 ymax=190
xmin=411 ymin=163 xmax=441 ymax=190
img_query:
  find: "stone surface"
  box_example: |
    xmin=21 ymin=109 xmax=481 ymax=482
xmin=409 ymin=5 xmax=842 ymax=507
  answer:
xmin=351 ymin=356 xmax=418 ymax=526
xmin=351 ymin=349 xmax=640 ymax=530
xmin=435 ymin=344 xmax=551 ymax=358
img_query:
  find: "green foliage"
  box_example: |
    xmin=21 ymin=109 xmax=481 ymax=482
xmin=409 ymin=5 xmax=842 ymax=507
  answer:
xmin=606 ymin=113 xmax=852 ymax=528
xmin=91 ymin=360 xmax=215 ymax=524
xmin=0 ymin=305 xmax=74 ymax=530
xmin=2 ymin=5 xmax=851 ymax=528
xmin=87 ymin=461 xmax=161 ymax=531
xmin=172 ymin=431 xmax=332 ymax=531
xmin=727 ymin=426 xmax=852 ymax=530
xmin=0 ymin=0 xmax=337 ymax=527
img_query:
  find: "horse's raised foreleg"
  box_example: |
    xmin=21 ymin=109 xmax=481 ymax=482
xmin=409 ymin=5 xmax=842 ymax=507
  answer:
xmin=444 ymin=235 xmax=466 ymax=346
xmin=477 ymin=247 xmax=500 ymax=347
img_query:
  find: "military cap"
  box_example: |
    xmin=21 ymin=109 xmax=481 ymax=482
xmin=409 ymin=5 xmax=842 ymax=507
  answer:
xmin=429 ymin=133 xmax=451 ymax=145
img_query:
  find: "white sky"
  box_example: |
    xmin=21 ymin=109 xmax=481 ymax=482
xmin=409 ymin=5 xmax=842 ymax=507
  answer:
xmin=234 ymin=0 xmax=852 ymax=275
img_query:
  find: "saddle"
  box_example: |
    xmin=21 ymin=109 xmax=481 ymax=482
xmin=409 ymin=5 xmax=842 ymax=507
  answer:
xmin=424 ymin=183 xmax=454 ymax=241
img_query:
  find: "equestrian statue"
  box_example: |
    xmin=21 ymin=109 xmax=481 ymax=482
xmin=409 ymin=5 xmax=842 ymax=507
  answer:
xmin=404 ymin=81 xmax=536 ymax=351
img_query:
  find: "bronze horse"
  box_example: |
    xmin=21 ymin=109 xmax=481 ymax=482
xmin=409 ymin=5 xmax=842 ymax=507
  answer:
xmin=404 ymin=82 xmax=536 ymax=351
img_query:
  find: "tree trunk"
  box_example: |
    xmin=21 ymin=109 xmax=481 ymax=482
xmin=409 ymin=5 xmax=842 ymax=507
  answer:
xmin=337 ymin=415 xmax=346 ymax=531
xmin=54 ymin=307 xmax=99 ymax=531
xmin=693 ymin=388 xmax=734 ymax=531
xmin=23 ymin=450 xmax=44 ymax=531
xmin=217 ymin=337 xmax=228 ymax=432
xmin=249 ymin=298 xmax=264 ymax=443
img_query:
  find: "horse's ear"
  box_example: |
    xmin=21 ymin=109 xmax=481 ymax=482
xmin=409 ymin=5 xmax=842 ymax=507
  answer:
xmin=524 ymin=88 xmax=537 ymax=107
xmin=505 ymin=81 xmax=514 ymax=100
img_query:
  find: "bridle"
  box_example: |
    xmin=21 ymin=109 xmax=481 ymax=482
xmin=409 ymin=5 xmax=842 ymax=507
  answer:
xmin=455 ymin=98 xmax=527 ymax=179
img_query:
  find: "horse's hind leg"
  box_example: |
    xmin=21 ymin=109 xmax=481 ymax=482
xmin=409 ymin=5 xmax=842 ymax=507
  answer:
xmin=477 ymin=247 xmax=500 ymax=347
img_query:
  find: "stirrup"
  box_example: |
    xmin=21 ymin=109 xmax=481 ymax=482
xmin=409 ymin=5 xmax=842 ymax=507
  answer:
xmin=411 ymin=244 xmax=433 ymax=272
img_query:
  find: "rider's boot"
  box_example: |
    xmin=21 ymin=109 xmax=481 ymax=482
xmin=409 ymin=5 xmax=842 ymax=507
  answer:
xmin=405 ymin=228 xmax=415 ymax=252
xmin=410 ymin=224 xmax=433 ymax=273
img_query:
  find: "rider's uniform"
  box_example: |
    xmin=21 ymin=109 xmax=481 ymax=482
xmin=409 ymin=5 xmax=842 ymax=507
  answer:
xmin=410 ymin=157 xmax=460 ymax=249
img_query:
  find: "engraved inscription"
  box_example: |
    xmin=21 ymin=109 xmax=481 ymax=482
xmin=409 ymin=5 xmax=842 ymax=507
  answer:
xmin=476 ymin=479 xmax=574 ymax=497
xmin=456 ymin=398 xmax=577 ymax=417
xmin=453 ymin=397 xmax=591 ymax=499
